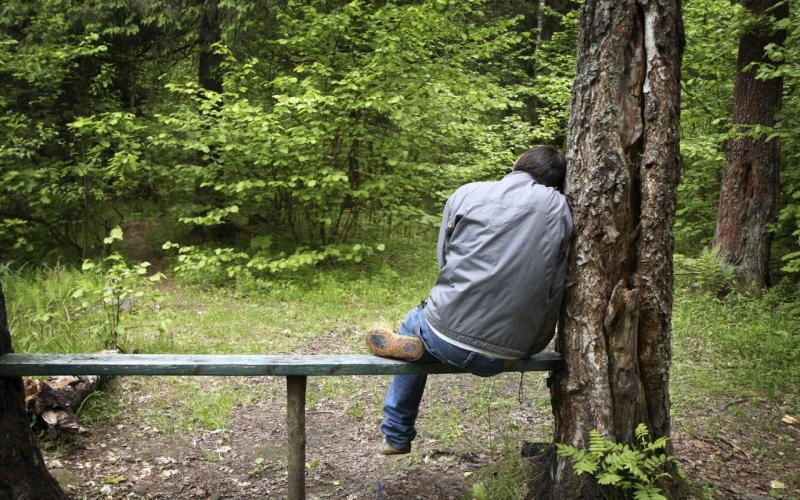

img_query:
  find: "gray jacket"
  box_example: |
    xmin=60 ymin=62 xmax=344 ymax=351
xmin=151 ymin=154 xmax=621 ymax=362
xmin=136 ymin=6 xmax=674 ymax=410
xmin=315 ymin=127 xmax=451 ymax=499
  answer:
xmin=424 ymin=170 xmax=573 ymax=359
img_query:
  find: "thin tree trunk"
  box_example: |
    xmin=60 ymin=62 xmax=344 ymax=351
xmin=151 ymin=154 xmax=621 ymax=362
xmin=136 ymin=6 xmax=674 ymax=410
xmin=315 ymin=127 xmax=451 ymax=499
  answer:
xmin=530 ymin=1 xmax=684 ymax=497
xmin=713 ymin=0 xmax=787 ymax=289
xmin=199 ymin=0 xmax=223 ymax=93
xmin=529 ymin=0 xmax=577 ymax=134
xmin=537 ymin=0 xmax=574 ymax=45
xmin=0 ymin=281 xmax=67 ymax=499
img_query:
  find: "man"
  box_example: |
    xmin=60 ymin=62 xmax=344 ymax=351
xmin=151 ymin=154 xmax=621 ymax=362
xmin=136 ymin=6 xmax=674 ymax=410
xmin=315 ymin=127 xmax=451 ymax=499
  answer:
xmin=366 ymin=145 xmax=573 ymax=455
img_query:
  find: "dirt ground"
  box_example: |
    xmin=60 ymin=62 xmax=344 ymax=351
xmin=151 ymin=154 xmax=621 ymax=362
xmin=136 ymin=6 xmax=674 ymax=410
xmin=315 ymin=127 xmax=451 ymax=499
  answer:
xmin=43 ymin=373 xmax=542 ymax=499
xmin=37 ymin=368 xmax=799 ymax=500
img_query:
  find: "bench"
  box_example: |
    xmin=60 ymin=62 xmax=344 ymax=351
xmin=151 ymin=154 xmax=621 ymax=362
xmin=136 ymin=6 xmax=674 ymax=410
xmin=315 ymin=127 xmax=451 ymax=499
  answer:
xmin=0 ymin=352 xmax=561 ymax=500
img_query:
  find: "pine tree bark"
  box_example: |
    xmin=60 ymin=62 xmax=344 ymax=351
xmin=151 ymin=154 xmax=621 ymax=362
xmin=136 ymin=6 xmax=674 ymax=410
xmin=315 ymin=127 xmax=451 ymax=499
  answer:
xmin=0 ymin=281 xmax=67 ymax=499
xmin=529 ymin=1 xmax=684 ymax=497
xmin=713 ymin=0 xmax=787 ymax=289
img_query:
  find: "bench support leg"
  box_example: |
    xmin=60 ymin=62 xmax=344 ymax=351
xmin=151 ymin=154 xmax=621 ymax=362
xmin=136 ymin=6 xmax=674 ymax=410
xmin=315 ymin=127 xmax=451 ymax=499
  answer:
xmin=286 ymin=375 xmax=307 ymax=500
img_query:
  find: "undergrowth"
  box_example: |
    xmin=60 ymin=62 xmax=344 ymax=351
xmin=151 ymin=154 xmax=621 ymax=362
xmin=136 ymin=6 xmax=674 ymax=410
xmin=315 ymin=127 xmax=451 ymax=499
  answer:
xmin=672 ymin=280 xmax=800 ymax=410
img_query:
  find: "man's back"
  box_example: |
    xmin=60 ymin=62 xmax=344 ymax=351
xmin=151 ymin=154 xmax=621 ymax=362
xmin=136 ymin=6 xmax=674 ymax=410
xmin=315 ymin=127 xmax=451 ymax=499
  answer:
xmin=424 ymin=170 xmax=573 ymax=359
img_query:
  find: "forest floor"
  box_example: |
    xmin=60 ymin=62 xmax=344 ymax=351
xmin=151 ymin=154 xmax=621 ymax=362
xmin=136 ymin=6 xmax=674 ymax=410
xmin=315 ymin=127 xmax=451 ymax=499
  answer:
xmin=12 ymin=237 xmax=799 ymax=499
xmin=35 ymin=291 xmax=799 ymax=500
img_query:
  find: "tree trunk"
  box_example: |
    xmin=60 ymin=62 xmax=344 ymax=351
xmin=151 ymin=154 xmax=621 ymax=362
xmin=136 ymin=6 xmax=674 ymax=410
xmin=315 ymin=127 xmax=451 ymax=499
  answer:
xmin=199 ymin=0 xmax=223 ymax=93
xmin=0 ymin=281 xmax=67 ymax=499
xmin=537 ymin=0 xmax=575 ymax=45
xmin=530 ymin=1 xmax=684 ymax=497
xmin=713 ymin=0 xmax=788 ymax=290
xmin=25 ymin=374 xmax=106 ymax=434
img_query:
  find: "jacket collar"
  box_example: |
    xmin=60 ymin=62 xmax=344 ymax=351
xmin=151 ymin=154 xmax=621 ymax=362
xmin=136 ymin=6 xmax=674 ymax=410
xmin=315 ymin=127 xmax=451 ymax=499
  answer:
xmin=505 ymin=170 xmax=537 ymax=184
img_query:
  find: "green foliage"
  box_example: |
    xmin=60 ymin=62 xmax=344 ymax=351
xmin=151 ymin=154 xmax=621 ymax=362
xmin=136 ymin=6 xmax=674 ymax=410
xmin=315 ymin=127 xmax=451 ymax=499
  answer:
xmin=674 ymin=246 xmax=737 ymax=297
xmin=0 ymin=0 xmax=198 ymax=261
xmin=72 ymin=227 xmax=165 ymax=350
xmin=556 ymin=424 xmax=678 ymax=500
xmin=755 ymin=0 xmax=800 ymax=276
xmin=162 ymin=239 xmax=385 ymax=287
xmin=2 ymin=265 xmax=107 ymax=353
xmin=145 ymin=1 xmax=538 ymax=270
xmin=530 ymin=7 xmax=580 ymax=145
xmin=673 ymin=281 xmax=800 ymax=403
xmin=1 ymin=0 xmax=569 ymax=279
xmin=676 ymin=0 xmax=743 ymax=255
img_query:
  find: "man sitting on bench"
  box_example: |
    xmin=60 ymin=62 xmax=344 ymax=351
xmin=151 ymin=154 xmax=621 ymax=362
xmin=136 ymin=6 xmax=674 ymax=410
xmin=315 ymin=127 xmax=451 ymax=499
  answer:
xmin=366 ymin=145 xmax=573 ymax=455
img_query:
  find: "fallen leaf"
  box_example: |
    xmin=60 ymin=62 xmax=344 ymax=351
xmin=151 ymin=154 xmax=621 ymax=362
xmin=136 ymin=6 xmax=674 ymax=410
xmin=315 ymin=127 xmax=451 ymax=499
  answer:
xmin=770 ymin=480 xmax=786 ymax=490
xmin=781 ymin=415 xmax=799 ymax=426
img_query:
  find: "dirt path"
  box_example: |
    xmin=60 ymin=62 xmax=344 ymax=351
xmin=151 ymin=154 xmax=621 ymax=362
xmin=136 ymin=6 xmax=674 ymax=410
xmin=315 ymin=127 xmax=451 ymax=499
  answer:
xmin=43 ymin=372 xmax=553 ymax=499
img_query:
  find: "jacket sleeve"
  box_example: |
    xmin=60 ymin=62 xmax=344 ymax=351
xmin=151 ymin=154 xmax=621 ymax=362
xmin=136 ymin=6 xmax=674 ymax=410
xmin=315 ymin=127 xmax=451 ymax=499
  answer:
xmin=526 ymin=214 xmax=573 ymax=358
xmin=436 ymin=195 xmax=456 ymax=269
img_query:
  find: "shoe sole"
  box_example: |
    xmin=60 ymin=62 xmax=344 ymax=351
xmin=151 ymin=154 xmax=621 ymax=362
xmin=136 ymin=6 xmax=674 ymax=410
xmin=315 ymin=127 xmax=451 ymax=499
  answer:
xmin=379 ymin=444 xmax=411 ymax=455
xmin=366 ymin=332 xmax=424 ymax=361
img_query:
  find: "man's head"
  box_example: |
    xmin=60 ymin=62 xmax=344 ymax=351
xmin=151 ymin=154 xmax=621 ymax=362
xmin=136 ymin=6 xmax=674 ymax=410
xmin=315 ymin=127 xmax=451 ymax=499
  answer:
xmin=512 ymin=146 xmax=566 ymax=192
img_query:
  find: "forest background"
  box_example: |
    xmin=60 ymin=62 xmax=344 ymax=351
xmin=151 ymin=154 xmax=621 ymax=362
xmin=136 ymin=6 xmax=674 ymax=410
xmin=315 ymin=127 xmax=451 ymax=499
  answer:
xmin=0 ymin=0 xmax=799 ymax=497
xmin=2 ymin=0 xmax=799 ymax=281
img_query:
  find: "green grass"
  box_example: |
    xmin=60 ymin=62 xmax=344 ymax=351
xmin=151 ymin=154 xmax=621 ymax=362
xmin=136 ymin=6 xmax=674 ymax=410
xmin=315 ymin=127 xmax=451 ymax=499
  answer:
xmin=142 ymin=378 xmax=256 ymax=433
xmin=2 ymin=266 xmax=107 ymax=353
xmin=3 ymin=231 xmax=438 ymax=355
xmin=672 ymin=283 xmax=800 ymax=411
xmin=76 ymin=381 xmax=123 ymax=425
xmin=469 ymin=437 xmax=528 ymax=500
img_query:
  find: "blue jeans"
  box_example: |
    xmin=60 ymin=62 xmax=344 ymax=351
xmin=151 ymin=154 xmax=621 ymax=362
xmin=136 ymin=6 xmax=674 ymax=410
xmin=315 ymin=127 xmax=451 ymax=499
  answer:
xmin=380 ymin=303 xmax=511 ymax=448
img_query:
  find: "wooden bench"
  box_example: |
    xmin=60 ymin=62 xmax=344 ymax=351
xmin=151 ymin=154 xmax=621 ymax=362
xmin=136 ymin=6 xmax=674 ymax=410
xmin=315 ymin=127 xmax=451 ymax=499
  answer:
xmin=0 ymin=352 xmax=561 ymax=499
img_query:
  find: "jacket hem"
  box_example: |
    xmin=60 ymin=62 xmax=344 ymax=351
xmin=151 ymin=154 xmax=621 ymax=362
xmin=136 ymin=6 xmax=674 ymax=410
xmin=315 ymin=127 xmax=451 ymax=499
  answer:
xmin=423 ymin=309 xmax=527 ymax=359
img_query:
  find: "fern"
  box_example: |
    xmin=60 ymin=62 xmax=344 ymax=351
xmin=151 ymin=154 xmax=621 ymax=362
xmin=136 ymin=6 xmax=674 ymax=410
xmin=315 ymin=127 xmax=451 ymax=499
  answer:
xmin=675 ymin=246 xmax=737 ymax=297
xmin=556 ymin=424 xmax=679 ymax=499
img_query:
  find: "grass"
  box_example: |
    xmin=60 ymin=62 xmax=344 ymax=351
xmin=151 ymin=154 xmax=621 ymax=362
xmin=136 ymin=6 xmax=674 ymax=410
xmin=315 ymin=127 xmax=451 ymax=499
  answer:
xmin=469 ymin=437 xmax=528 ymax=500
xmin=2 ymin=266 xmax=107 ymax=353
xmin=76 ymin=381 xmax=123 ymax=426
xmin=672 ymin=281 xmax=800 ymax=412
xmin=142 ymin=378 xmax=257 ymax=434
xmin=2 ymin=230 xmax=438 ymax=356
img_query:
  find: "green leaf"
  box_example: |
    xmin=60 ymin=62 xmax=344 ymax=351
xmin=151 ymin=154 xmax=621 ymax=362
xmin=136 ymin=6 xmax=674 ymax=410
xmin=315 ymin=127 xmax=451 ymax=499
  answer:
xmin=103 ymin=226 xmax=124 ymax=244
xmin=597 ymin=472 xmax=623 ymax=485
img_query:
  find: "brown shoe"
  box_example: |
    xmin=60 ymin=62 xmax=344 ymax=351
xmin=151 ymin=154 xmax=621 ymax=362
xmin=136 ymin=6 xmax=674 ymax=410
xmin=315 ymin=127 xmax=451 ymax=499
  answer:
xmin=365 ymin=329 xmax=425 ymax=361
xmin=379 ymin=437 xmax=411 ymax=455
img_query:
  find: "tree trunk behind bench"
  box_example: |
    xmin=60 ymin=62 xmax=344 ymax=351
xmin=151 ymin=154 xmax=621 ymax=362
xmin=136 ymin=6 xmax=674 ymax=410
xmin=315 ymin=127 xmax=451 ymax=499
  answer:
xmin=0 ymin=280 xmax=67 ymax=499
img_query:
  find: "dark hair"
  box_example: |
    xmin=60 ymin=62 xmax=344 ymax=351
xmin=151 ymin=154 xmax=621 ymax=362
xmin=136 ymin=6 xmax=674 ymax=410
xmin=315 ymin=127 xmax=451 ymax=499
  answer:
xmin=513 ymin=145 xmax=566 ymax=192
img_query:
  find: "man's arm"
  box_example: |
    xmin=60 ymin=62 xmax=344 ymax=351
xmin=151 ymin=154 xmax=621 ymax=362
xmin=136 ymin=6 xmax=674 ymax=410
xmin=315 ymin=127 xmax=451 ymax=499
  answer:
xmin=436 ymin=195 xmax=455 ymax=269
xmin=527 ymin=215 xmax=573 ymax=358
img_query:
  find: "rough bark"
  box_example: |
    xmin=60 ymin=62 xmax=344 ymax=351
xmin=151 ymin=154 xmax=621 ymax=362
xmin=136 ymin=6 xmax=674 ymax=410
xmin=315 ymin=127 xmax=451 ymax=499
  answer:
xmin=25 ymin=375 xmax=105 ymax=434
xmin=199 ymin=0 xmax=223 ymax=93
xmin=0 ymin=281 xmax=67 ymax=499
xmin=531 ymin=0 xmax=684 ymax=497
xmin=713 ymin=0 xmax=788 ymax=290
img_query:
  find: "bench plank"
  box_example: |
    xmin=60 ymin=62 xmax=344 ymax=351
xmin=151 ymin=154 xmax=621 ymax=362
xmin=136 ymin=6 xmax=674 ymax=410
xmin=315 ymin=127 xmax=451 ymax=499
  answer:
xmin=0 ymin=352 xmax=561 ymax=377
